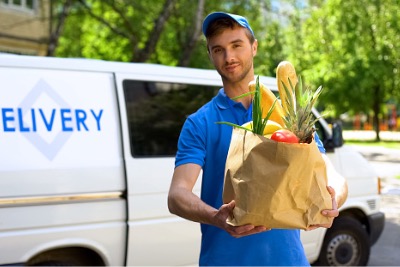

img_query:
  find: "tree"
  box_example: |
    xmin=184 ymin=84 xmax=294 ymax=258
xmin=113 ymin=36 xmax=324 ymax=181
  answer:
xmin=55 ymin=0 xmax=287 ymax=70
xmin=47 ymin=0 xmax=73 ymax=57
xmin=176 ymin=0 xmax=205 ymax=66
xmin=56 ymin=0 xmax=211 ymax=65
xmin=287 ymin=0 xmax=400 ymax=141
xmin=75 ymin=0 xmax=179 ymax=62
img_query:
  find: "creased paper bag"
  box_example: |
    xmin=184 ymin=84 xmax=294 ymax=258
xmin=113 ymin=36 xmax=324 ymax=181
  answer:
xmin=223 ymin=128 xmax=332 ymax=229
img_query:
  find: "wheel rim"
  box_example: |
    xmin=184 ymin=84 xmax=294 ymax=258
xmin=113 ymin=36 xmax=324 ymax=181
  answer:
xmin=326 ymin=233 xmax=359 ymax=265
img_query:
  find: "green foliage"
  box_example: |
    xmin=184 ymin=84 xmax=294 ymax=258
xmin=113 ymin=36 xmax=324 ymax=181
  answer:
xmin=345 ymin=140 xmax=400 ymax=150
xmin=281 ymin=0 xmax=399 ymax=141
xmin=254 ymin=21 xmax=288 ymax=76
xmin=57 ymin=0 xmax=170 ymax=61
xmin=53 ymin=0 xmax=399 ymax=141
xmin=285 ymin=0 xmax=400 ymax=116
xmin=55 ymin=0 xmax=282 ymax=69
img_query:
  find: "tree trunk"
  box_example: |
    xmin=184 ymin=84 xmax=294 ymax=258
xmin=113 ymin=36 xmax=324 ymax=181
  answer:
xmin=132 ymin=0 xmax=177 ymax=62
xmin=46 ymin=0 xmax=73 ymax=57
xmin=178 ymin=0 xmax=205 ymax=67
xmin=373 ymin=85 xmax=381 ymax=142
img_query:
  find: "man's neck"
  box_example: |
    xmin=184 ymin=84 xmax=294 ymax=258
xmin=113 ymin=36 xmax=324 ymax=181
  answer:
xmin=223 ymin=78 xmax=254 ymax=109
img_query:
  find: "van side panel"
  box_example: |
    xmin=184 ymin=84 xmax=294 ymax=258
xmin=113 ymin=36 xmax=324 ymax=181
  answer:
xmin=0 ymin=201 xmax=126 ymax=265
xmin=0 ymin=67 xmax=126 ymax=265
xmin=0 ymin=67 xmax=125 ymax=195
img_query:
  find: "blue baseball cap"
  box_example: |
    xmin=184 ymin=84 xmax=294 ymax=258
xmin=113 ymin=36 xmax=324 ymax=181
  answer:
xmin=202 ymin=12 xmax=255 ymax=37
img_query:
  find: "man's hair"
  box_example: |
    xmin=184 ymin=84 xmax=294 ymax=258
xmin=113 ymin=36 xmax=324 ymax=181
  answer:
xmin=205 ymin=18 xmax=255 ymax=45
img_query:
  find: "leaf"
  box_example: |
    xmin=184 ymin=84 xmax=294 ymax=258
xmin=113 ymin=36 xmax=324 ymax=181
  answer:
xmin=215 ymin=121 xmax=250 ymax=132
xmin=216 ymin=75 xmax=277 ymax=136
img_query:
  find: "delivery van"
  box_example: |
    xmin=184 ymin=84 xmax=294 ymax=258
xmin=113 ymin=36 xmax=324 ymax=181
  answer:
xmin=0 ymin=54 xmax=384 ymax=266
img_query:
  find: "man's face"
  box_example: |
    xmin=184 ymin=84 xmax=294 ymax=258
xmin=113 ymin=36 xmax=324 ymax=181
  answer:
xmin=207 ymin=26 xmax=257 ymax=84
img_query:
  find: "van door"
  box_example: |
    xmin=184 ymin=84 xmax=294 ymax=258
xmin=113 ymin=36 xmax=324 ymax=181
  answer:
xmin=0 ymin=66 xmax=126 ymax=266
xmin=115 ymin=72 xmax=220 ymax=265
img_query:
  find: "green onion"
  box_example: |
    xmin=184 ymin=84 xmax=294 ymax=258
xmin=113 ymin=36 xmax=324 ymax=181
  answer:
xmin=216 ymin=76 xmax=277 ymax=135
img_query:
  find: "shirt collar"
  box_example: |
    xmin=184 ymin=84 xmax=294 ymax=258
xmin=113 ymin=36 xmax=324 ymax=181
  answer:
xmin=215 ymin=88 xmax=250 ymax=111
xmin=215 ymin=88 xmax=236 ymax=109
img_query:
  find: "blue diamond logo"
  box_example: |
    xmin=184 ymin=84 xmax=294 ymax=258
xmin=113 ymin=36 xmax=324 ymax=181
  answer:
xmin=18 ymin=79 xmax=72 ymax=160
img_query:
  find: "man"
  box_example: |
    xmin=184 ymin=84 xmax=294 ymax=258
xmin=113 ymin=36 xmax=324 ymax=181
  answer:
xmin=168 ymin=12 xmax=347 ymax=266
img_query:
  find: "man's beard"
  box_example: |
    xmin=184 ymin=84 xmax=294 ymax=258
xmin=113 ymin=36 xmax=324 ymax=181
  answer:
xmin=218 ymin=61 xmax=253 ymax=84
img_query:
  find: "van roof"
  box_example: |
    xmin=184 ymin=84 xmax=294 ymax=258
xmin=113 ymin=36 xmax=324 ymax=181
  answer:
xmin=0 ymin=54 xmax=279 ymax=91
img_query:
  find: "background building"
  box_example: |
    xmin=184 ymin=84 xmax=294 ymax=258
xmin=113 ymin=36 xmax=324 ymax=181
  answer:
xmin=0 ymin=0 xmax=50 ymax=55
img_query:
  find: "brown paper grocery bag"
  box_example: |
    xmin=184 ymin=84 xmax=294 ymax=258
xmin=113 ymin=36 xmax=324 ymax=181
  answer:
xmin=223 ymin=128 xmax=332 ymax=230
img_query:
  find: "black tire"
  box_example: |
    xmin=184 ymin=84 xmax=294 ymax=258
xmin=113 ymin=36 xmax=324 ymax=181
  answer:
xmin=28 ymin=247 xmax=105 ymax=266
xmin=31 ymin=261 xmax=74 ymax=266
xmin=315 ymin=216 xmax=370 ymax=266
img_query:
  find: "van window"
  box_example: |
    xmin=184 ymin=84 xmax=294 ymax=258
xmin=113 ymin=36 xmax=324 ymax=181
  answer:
xmin=123 ymin=80 xmax=219 ymax=157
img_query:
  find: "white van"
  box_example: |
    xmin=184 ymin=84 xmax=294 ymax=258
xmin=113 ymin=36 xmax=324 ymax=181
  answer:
xmin=0 ymin=54 xmax=384 ymax=266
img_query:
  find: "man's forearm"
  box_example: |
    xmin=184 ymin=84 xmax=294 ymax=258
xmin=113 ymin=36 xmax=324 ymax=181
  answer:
xmin=168 ymin=188 xmax=218 ymax=225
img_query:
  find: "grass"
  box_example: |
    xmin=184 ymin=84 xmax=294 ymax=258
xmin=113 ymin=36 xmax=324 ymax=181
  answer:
xmin=344 ymin=140 xmax=400 ymax=150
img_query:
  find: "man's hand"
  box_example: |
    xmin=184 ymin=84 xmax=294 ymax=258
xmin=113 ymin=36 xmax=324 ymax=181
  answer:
xmin=215 ymin=200 xmax=270 ymax=238
xmin=306 ymin=186 xmax=339 ymax=231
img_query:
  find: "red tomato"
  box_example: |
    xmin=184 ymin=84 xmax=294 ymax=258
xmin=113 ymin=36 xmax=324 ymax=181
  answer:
xmin=270 ymin=129 xmax=299 ymax=143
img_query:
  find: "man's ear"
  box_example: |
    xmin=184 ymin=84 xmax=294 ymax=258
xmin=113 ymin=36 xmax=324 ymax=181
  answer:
xmin=252 ymin=39 xmax=258 ymax=57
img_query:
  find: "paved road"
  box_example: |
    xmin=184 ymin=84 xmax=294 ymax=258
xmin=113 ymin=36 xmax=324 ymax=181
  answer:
xmin=368 ymin=194 xmax=400 ymax=266
xmin=348 ymin=145 xmax=400 ymax=266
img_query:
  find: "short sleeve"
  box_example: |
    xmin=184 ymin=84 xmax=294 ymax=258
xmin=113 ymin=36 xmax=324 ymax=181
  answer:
xmin=175 ymin=115 xmax=207 ymax=168
xmin=314 ymin=132 xmax=326 ymax=154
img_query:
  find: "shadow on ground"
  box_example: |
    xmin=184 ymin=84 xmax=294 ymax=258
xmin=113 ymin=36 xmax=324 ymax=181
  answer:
xmin=357 ymin=152 xmax=400 ymax=164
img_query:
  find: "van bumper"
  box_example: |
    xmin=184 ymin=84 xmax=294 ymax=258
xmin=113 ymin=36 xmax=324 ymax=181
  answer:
xmin=368 ymin=211 xmax=385 ymax=245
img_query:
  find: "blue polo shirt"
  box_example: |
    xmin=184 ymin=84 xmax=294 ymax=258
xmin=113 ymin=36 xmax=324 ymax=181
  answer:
xmin=175 ymin=88 xmax=325 ymax=266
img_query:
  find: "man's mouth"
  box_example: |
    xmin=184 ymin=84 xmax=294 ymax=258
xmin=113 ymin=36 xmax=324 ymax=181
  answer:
xmin=225 ymin=63 xmax=240 ymax=72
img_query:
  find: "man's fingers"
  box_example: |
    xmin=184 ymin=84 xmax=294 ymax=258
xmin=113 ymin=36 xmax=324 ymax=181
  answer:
xmin=234 ymin=224 xmax=255 ymax=234
xmin=321 ymin=187 xmax=339 ymax=218
xmin=327 ymin=185 xmax=336 ymax=197
xmin=322 ymin=209 xmax=339 ymax=217
xmin=228 ymin=224 xmax=269 ymax=238
xmin=306 ymin=225 xmax=319 ymax=231
xmin=332 ymin=195 xmax=338 ymax=211
xmin=221 ymin=200 xmax=235 ymax=216
xmin=225 ymin=200 xmax=235 ymax=209
xmin=307 ymin=222 xmax=333 ymax=231
xmin=328 ymin=186 xmax=338 ymax=210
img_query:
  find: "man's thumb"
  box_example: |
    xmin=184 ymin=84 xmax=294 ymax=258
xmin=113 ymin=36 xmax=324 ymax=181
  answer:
xmin=225 ymin=200 xmax=235 ymax=210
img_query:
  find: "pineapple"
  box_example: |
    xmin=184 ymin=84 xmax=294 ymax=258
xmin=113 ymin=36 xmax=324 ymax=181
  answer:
xmin=280 ymin=76 xmax=323 ymax=143
xmin=277 ymin=61 xmax=323 ymax=144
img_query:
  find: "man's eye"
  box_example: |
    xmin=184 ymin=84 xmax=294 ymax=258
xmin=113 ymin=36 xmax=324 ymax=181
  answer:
xmin=213 ymin=48 xmax=222 ymax=54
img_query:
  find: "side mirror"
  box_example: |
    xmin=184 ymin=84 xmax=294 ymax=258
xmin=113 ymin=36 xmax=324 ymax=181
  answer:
xmin=323 ymin=121 xmax=344 ymax=152
xmin=331 ymin=121 xmax=344 ymax=148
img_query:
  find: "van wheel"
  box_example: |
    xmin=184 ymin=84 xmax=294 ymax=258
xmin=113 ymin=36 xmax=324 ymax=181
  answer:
xmin=315 ymin=216 xmax=370 ymax=266
xmin=27 ymin=247 xmax=105 ymax=266
xmin=31 ymin=261 xmax=73 ymax=266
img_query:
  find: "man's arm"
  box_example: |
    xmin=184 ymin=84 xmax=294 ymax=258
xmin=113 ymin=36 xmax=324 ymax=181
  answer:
xmin=168 ymin=163 xmax=217 ymax=225
xmin=168 ymin=163 xmax=267 ymax=237
xmin=322 ymin=153 xmax=348 ymax=208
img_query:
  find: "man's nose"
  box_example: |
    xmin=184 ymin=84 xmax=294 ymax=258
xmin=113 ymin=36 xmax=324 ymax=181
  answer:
xmin=224 ymin=49 xmax=235 ymax=63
